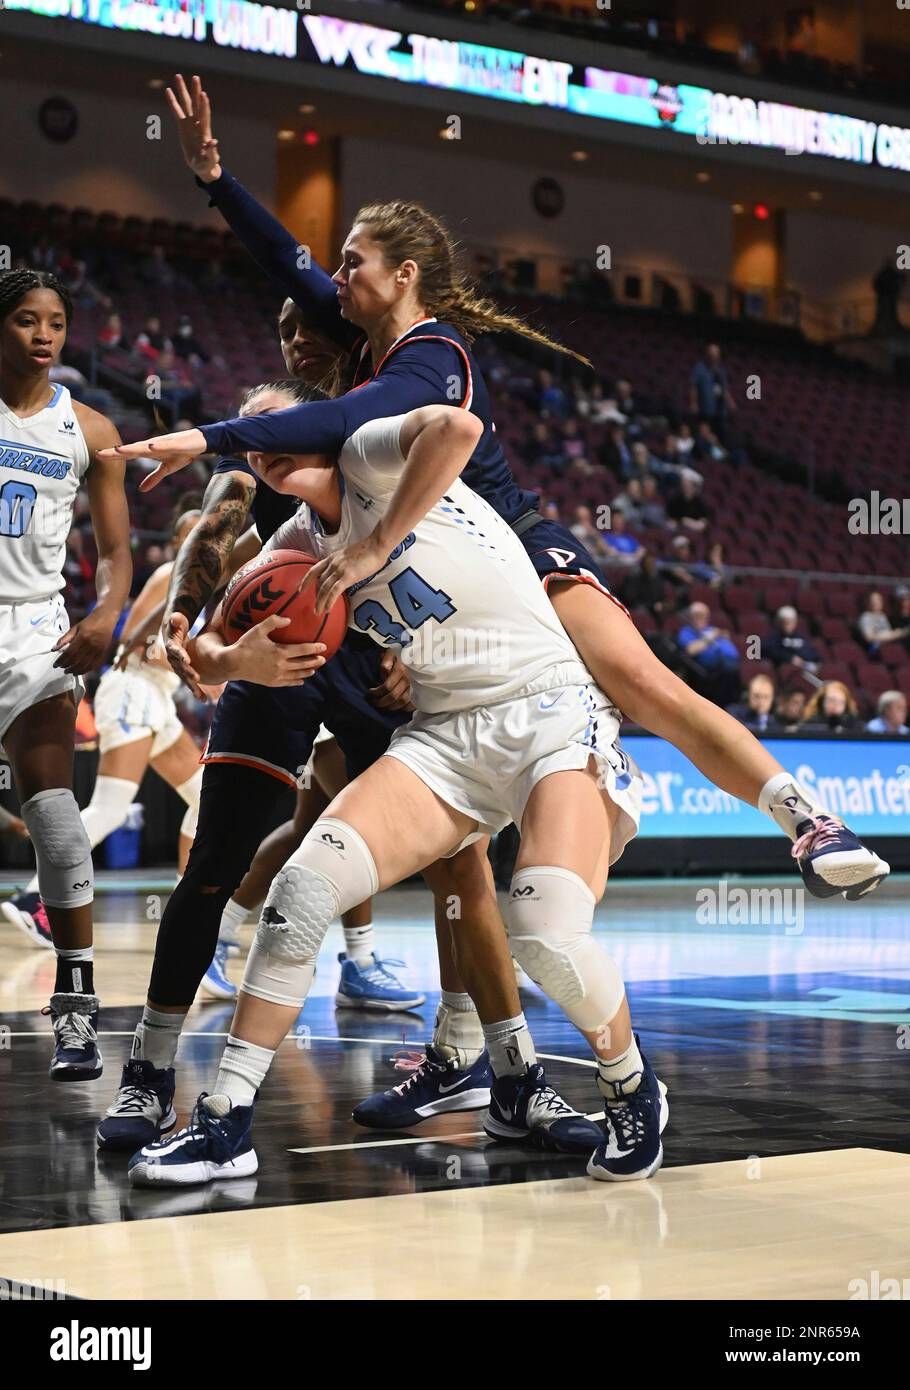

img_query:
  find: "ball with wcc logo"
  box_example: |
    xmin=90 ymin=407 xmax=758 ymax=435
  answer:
xmin=222 ymin=548 xmax=349 ymax=656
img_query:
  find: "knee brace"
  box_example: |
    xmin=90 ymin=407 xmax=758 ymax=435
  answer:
xmin=506 ymin=866 xmax=625 ymax=1032
xmin=176 ymin=767 xmax=203 ymax=840
xmin=21 ymin=788 xmax=94 ymax=910
xmin=242 ymin=818 xmax=379 ymax=1007
xmin=81 ymin=776 xmax=139 ymax=849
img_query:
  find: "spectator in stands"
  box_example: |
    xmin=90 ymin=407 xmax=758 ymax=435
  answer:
xmin=133 ymin=314 xmax=169 ymax=361
xmin=30 ymin=234 xmax=59 ymax=273
xmin=525 ymin=420 xmax=567 ymax=476
xmin=49 ymin=361 xmax=113 ymax=415
xmin=541 ymin=499 xmax=562 ymax=523
xmin=689 ymin=342 xmax=736 ymax=440
xmin=560 ymin=417 xmax=593 ymax=478
xmin=601 ymin=422 xmax=633 ymax=477
xmin=621 ymin=551 xmax=667 ymax=621
xmin=697 ymin=540 xmax=729 ymax=588
xmin=64 ymin=258 xmax=111 ymax=310
xmin=140 ymin=243 xmax=177 ymax=289
xmin=858 ymin=590 xmax=908 ymax=654
xmin=570 ymin=504 xmax=609 ymax=563
xmin=97 ymin=311 xmax=129 ymax=353
xmin=676 ymin=422 xmax=696 ymax=458
xmin=614 ymin=379 xmax=639 ymax=419
xmin=667 ymin=474 xmax=710 ymax=531
xmin=775 ymin=687 xmax=807 ymax=732
xmin=866 ymin=690 xmax=909 ymax=735
xmin=576 ymin=380 xmax=616 ymax=425
xmin=640 ymin=475 xmax=668 ymax=529
xmin=147 ymin=348 xmax=201 ymax=422
xmin=172 ymin=314 xmax=210 ymax=366
xmin=536 ymin=368 xmax=569 ymax=420
xmin=764 ymin=606 xmax=820 ymax=672
xmin=612 ymin=477 xmax=645 ymax=528
xmin=662 ymin=534 xmax=697 ymax=592
xmin=893 ymin=586 xmax=910 ymax=650
xmin=692 ymin=419 xmax=728 ymax=462
xmin=802 ymin=681 xmax=860 ymax=733
xmin=600 ymin=510 xmax=644 ymax=571
xmin=727 ymin=673 xmax=780 ymax=735
xmin=676 ymin=600 xmax=740 ymax=705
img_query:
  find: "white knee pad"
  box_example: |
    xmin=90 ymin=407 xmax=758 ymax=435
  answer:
xmin=242 ymin=818 xmax=379 ymax=1007
xmin=21 ymin=788 xmax=94 ymax=910
xmin=176 ymin=767 xmax=203 ymax=840
xmin=506 ymin=866 xmax=625 ymax=1032
xmin=81 ymin=775 xmax=139 ymax=848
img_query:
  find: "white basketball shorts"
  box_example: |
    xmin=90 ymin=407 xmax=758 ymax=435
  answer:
xmin=93 ymin=665 xmax=183 ymax=757
xmin=383 ymin=670 xmax=642 ymax=862
xmin=0 ymin=595 xmax=85 ymax=756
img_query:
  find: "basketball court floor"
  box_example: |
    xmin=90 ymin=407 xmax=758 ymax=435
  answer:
xmin=1 ymin=872 xmax=908 ymax=1301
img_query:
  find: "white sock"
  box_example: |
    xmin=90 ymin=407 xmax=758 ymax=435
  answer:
xmin=219 ymin=897 xmax=249 ymax=943
xmin=482 ymin=1013 xmax=536 ymax=1077
xmin=132 ymin=1005 xmax=186 ymax=1071
xmin=759 ymin=772 xmax=830 ymax=842
xmin=597 ymin=1037 xmax=643 ymax=1100
xmin=215 ymin=1034 xmax=275 ymax=1106
xmin=433 ymin=990 xmax=484 ymax=1068
xmin=342 ymin=921 xmax=375 ymax=964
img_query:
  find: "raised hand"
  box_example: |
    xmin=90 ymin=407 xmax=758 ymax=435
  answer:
xmin=166 ymin=73 xmax=222 ymax=184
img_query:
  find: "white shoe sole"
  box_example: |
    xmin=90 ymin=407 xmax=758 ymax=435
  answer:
xmin=129 ymin=1147 xmax=259 ymax=1187
xmin=1 ymin=901 xmax=53 ymax=948
xmin=334 ymin=992 xmax=426 ymax=1012
xmin=812 ymin=849 xmax=890 ymax=893
xmin=585 ymin=1084 xmax=669 ymax=1181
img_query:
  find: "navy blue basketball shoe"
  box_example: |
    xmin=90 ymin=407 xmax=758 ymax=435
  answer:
xmin=353 ymin=1043 xmax=492 ymax=1129
xmin=129 ymin=1092 xmax=258 ymax=1186
xmin=588 ymin=1050 xmax=667 ymax=1181
xmin=791 ymin=815 xmax=889 ymax=900
xmin=483 ymin=1063 xmax=603 ymax=1154
xmin=96 ymin=1058 xmax=177 ymax=1152
xmin=45 ymin=993 xmax=102 ymax=1081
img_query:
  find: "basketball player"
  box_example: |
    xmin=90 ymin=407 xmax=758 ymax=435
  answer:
xmin=97 ymin=378 xmax=601 ymax=1159
xmin=155 ymin=72 xmax=888 ymax=906
xmin=119 ymin=398 xmax=666 ymax=1185
xmin=0 ymin=268 xmax=132 ymax=1079
xmin=2 ymin=499 xmax=205 ymax=949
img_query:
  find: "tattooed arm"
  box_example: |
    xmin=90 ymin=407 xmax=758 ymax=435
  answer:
xmin=161 ymin=465 xmax=256 ymax=695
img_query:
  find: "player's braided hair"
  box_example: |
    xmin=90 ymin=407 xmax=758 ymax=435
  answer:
xmin=351 ymin=199 xmax=593 ymax=369
xmin=0 ymin=269 xmax=73 ymax=326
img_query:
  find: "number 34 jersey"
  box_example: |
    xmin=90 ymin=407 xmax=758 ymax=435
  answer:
xmin=267 ymin=413 xmax=590 ymax=715
xmin=0 ymin=386 xmax=91 ymax=603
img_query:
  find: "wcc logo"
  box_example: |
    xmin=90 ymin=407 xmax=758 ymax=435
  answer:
xmin=61 ymin=419 xmax=75 ymax=432
xmin=229 ymin=576 xmax=286 ymax=632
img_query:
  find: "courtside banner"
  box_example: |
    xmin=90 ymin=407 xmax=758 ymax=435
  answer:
xmin=8 ymin=1 xmax=910 ymax=173
xmin=623 ymin=736 xmax=910 ymax=838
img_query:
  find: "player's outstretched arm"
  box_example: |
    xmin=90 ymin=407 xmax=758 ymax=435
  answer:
xmin=55 ymin=407 xmax=132 ymax=676
xmin=306 ymin=406 xmax=483 ymax=615
xmin=167 ymin=73 xmax=354 ymax=350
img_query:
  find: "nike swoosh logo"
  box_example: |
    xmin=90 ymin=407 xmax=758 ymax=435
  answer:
xmin=497 ymin=1103 xmax=514 ymax=1121
xmin=439 ymin=1076 xmax=473 ymax=1094
xmin=539 ymin=694 xmax=563 ymax=710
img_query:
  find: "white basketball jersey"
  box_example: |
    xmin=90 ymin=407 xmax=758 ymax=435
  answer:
xmin=0 ymin=385 xmax=91 ymax=602
xmin=266 ymin=414 xmax=588 ymax=713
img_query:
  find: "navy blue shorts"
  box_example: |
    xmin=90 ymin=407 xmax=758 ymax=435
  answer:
xmin=203 ymin=633 xmax=409 ymax=788
xmin=518 ymin=517 xmax=616 ymax=597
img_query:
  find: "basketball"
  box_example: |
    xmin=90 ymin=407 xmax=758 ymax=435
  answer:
xmin=221 ymin=548 xmax=349 ymax=657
